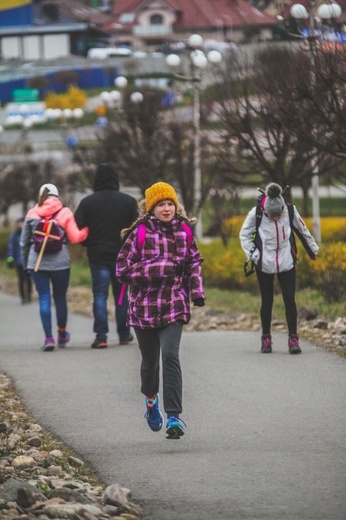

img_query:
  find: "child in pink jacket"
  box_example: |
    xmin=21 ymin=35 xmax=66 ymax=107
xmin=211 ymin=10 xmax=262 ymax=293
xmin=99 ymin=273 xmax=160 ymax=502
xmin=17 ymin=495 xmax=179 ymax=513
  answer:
xmin=21 ymin=183 xmax=88 ymax=351
xmin=116 ymin=182 xmax=205 ymax=439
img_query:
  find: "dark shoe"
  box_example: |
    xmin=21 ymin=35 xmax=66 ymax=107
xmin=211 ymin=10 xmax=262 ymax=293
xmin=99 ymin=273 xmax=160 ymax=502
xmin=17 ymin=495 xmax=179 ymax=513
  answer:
xmin=288 ymin=335 xmax=302 ymax=354
xmin=41 ymin=337 xmax=55 ymax=352
xmin=261 ymin=335 xmax=272 ymax=353
xmin=166 ymin=417 xmax=186 ymax=439
xmin=144 ymin=394 xmax=163 ymax=432
xmin=119 ymin=333 xmax=134 ymax=345
xmin=58 ymin=331 xmax=70 ymax=348
xmin=91 ymin=338 xmax=108 ymax=349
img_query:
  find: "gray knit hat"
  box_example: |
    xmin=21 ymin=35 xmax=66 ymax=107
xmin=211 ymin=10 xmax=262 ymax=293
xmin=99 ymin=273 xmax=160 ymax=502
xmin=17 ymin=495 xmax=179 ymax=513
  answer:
xmin=264 ymin=183 xmax=285 ymax=217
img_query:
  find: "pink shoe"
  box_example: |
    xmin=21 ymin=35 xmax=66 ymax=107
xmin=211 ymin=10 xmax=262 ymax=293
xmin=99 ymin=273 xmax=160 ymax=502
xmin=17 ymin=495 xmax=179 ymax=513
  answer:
xmin=41 ymin=337 xmax=55 ymax=352
xmin=288 ymin=335 xmax=302 ymax=354
xmin=58 ymin=331 xmax=70 ymax=347
xmin=261 ymin=335 xmax=272 ymax=353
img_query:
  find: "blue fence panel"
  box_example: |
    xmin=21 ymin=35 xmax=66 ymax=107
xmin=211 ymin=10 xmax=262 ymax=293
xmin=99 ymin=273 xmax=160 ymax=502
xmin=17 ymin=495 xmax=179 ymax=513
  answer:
xmin=0 ymin=78 xmax=27 ymax=104
xmin=0 ymin=65 xmax=120 ymax=103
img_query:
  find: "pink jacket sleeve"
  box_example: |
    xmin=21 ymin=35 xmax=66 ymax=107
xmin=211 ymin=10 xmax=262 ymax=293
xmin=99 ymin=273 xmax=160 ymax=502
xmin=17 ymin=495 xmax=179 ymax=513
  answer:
xmin=59 ymin=207 xmax=88 ymax=243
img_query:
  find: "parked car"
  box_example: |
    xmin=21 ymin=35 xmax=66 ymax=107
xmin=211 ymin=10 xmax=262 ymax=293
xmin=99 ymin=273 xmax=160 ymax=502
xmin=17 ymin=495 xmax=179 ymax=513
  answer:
xmin=87 ymin=47 xmax=133 ymax=59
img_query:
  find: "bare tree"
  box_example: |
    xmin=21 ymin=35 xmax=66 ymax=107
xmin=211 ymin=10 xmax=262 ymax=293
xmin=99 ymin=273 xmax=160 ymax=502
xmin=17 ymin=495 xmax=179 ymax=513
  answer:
xmin=0 ymin=160 xmax=57 ymax=221
xmin=282 ymin=41 xmax=346 ymax=168
xmin=95 ymin=88 xmax=172 ymax=196
xmin=213 ymin=44 xmax=343 ymax=212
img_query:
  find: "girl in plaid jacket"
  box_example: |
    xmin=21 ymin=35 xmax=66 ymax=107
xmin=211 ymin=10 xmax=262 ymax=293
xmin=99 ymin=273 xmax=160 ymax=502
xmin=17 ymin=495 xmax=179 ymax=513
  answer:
xmin=116 ymin=182 xmax=205 ymax=439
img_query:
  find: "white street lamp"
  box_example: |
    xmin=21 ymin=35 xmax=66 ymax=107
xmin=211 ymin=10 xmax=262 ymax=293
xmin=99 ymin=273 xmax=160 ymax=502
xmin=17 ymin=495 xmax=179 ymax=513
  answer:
xmin=188 ymin=34 xmax=204 ymax=49
xmin=109 ymin=90 xmax=122 ymax=103
xmin=114 ymin=75 xmax=128 ymax=89
xmin=166 ymin=53 xmax=181 ymax=68
xmin=130 ymin=91 xmax=144 ymax=104
xmin=73 ymin=108 xmax=84 ymax=119
xmin=166 ymin=34 xmax=223 ymax=240
xmin=289 ymin=1 xmax=342 ymax=243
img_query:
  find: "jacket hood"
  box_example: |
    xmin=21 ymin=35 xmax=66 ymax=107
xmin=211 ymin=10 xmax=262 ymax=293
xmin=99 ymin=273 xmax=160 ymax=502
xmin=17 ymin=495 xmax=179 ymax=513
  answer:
xmin=93 ymin=163 xmax=119 ymax=191
xmin=35 ymin=197 xmax=63 ymax=218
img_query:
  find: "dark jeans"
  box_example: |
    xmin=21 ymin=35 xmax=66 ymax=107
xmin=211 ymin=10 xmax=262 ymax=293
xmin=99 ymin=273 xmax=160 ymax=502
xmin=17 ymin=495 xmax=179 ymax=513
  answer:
xmin=134 ymin=323 xmax=183 ymax=416
xmin=256 ymin=267 xmax=297 ymax=336
xmin=30 ymin=269 xmax=70 ymax=338
xmin=16 ymin=265 xmax=32 ymax=303
xmin=89 ymin=260 xmax=131 ymax=342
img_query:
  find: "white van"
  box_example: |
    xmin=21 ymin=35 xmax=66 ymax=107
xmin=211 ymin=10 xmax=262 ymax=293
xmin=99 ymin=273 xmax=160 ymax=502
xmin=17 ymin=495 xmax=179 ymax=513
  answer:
xmin=87 ymin=47 xmax=133 ymax=59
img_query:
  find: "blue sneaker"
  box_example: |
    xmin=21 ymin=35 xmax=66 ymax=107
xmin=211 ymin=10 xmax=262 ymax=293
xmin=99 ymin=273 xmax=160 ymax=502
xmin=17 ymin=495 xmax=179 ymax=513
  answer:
xmin=166 ymin=416 xmax=186 ymax=439
xmin=144 ymin=394 xmax=163 ymax=432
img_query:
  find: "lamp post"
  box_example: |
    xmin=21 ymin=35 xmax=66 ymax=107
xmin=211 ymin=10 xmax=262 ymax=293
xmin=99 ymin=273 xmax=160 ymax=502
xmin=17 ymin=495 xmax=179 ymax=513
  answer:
xmin=100 ymin=75 xmax=144 ymax=110
xmin=166 ymin=34 xmax=222 ymax=240
xmin=284 ymin=1 xmax=342 ymax=243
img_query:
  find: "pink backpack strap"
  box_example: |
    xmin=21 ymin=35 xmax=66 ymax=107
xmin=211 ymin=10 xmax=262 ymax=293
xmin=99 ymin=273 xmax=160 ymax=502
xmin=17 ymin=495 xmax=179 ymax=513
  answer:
xmin=137 ymin=223 xmax=147 ymax=252
xmin=181 ymin=222 xmax=193 ymax=250
xmin=118 ymin=283 xmax=127 ymax=305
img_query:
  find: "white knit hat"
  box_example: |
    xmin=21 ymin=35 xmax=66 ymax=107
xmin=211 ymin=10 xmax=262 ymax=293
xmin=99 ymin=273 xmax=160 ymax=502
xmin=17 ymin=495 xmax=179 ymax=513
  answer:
xmin=39 ymin=183 xmax=59 ymax=197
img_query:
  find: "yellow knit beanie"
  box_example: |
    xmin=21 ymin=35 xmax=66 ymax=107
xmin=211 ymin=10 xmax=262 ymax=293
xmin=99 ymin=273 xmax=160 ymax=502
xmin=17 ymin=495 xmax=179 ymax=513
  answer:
xmin=145 ymin=182 xmax=179 ymax=213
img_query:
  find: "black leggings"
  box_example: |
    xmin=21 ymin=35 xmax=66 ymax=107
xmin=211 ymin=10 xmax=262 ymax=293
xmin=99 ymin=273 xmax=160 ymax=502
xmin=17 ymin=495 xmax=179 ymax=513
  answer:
xmin=256 ymin=268 xmax=297 ymax=336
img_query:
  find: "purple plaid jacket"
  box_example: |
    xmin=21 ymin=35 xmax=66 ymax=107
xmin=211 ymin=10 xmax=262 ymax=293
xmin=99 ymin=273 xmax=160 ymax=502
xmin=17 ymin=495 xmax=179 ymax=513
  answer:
xmin=116 ymin=218 xmax=205 ymax=329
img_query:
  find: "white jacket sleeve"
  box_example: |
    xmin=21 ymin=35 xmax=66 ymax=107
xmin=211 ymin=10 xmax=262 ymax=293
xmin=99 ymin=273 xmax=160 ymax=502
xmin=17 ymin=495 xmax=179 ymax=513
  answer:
xmin=239 ymin=207 xmax=260 ymax=262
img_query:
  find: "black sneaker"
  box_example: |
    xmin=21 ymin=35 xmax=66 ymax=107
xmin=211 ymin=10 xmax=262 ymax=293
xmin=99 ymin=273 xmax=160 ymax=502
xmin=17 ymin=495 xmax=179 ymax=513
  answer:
xmin=119 ymin=334 xmax=134 ymax=345
xmin=91 ymin=338 xmax=108 ymax=349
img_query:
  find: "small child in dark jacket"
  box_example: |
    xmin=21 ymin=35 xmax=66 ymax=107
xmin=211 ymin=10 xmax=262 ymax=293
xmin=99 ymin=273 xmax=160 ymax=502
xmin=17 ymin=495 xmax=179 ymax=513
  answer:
xmin=7 ymin=217 xmax=32 ymax=304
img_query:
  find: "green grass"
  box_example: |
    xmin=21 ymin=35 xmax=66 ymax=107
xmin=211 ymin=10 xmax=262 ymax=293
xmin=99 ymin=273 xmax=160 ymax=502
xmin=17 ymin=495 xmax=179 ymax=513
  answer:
xmin=204 ymin=286 xmax=344 ymax=321
xmin=0 ymin=259 xmax=343 ymax=321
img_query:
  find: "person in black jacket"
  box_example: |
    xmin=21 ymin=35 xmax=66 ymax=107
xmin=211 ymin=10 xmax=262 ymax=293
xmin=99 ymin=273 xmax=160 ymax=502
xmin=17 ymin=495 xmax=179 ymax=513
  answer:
xmin=75 ymin=163 xmax=138 ymax=348
xmin=7 ymin=217 xmax=32 ymax=304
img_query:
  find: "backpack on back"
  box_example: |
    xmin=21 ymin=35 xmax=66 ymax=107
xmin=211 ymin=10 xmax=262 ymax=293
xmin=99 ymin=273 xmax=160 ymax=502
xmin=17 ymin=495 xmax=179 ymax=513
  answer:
xmin=33 ymin=209 xmax=65 ymax=254
xmin=244 ymin=192 xmax=296 ymax=277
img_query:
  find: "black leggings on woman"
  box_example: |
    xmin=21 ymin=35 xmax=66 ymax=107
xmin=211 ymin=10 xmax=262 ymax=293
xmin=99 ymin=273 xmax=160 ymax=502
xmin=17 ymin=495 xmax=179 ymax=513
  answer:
xmin=256 ymin=267 xmax=297 ymax=336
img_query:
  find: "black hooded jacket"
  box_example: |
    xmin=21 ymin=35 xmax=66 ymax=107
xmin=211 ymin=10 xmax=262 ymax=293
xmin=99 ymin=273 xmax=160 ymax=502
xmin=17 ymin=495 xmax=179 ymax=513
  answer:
xmin=74 ymin=164 xmax=138 ymax=263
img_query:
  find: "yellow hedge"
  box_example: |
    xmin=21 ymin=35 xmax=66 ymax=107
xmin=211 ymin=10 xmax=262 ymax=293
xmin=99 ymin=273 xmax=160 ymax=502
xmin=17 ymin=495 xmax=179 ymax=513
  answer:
xmin=199 ymin=238 xmax=346 ymax=301
xmin=45 ymin=86 xmax=87 ymax=110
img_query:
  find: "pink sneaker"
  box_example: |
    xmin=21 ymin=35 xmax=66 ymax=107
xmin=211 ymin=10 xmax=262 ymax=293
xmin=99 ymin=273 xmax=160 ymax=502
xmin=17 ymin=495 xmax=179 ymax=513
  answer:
xmin=41 ymin=337 xmax=55 ymax=352
xmin=261 ymin=335 xmax=272 ymax=353
xmin=288 ymin=335 xmax=302 ymax=354
xmin=58 ymin=331 xmax=70 ymax=347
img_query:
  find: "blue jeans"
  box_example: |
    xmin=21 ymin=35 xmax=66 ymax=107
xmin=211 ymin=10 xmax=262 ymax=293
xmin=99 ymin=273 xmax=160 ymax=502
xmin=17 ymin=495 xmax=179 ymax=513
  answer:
xmin=89 ymin=261 xmax=131 ymax=342
xmin=30 ymin=269 xmax=70 ymax=338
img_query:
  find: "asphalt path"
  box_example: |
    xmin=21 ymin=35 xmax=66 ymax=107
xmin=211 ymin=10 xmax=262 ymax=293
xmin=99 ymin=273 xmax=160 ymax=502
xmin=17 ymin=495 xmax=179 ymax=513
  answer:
xmin=0 ymin=292 xmax=345 ymax=520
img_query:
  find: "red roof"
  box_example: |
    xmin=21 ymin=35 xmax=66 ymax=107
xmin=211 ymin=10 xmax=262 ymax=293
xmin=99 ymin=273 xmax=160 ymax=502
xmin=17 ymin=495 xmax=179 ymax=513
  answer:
xmin=109 ymin=0 xmax=277 ymax=28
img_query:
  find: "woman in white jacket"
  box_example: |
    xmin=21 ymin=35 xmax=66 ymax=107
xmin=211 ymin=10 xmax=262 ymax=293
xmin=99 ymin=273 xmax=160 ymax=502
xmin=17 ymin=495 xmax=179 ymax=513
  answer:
xmin=239 ymin=183 xmax=319 ymax=354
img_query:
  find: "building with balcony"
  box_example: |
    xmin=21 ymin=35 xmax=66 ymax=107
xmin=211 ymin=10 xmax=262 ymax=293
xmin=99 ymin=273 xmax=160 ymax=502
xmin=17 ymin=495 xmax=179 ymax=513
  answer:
xmin=103 ymin=0 xmax=278 ymax=49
